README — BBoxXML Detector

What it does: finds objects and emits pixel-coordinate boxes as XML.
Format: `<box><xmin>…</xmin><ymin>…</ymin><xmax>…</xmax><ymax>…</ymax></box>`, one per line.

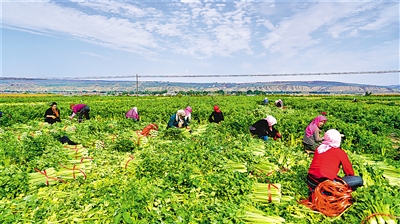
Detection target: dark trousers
<box><xmin>307</xmin><ymin>174</ymin><xmax>363</xmax><ymax>191</ymax></box>
<box><xmin>78</xmin><ymin>105</ymin><xmax>90</xmax><ymax>121</ymax></box>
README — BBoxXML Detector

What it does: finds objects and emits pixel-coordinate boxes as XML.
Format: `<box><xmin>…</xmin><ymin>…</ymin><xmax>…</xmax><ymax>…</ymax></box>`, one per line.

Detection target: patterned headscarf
<box><xmin>305</xmin><ymin>115</ymin><xmax>327</xmax><ymax>137</ymax></box>
<box><xmin>184</xmin><ymin>106</ymin><xmax>192</xmax><ymax>116</ymax></box>
<box><xmin>317</xmin><ymin>129</ymin><xmax>341</xmax><ymax>154</ymax></box>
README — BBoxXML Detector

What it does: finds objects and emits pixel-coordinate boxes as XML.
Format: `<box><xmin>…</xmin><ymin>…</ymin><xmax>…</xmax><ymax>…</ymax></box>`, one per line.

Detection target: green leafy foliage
<box><xmin>0</xmin><ymin>95</ymin><xmax>399</xmax><ymax>223</ymax></box>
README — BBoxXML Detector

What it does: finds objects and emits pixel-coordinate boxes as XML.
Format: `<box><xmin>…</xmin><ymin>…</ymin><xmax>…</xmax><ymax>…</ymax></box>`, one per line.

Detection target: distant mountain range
<box><xmin>0</xmin><ymin>78</ymin><xmax>399</xmax><ymax>94</ymax></box>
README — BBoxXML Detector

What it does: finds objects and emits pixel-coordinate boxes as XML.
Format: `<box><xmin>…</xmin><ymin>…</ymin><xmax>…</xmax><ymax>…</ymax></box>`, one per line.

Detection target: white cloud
<box><xmin>81</xmin><ymin>51</ymin><xmax>104</xmax><ymax>58</ymax></box>
<box><xmin>263</xmin><ymin>20</ymin><xmax>275</xmax><ymax>31</ymax></box>
<box><xmin>2</xmin><ymin>2</ymin><xmax>159</xmax><ymax>56</ymax></box>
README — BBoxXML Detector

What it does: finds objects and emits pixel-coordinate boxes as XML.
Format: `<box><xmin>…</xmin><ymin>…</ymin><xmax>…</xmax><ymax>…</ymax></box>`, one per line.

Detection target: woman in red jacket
<box><xmin>306</xmin><ymin>129</ymin><xmax>363</xmax><ymax>191</ymax></box>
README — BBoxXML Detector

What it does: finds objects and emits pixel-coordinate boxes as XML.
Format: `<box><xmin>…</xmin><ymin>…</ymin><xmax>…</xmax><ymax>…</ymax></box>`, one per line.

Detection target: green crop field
<box><xmin>0</xmin><ymin>95</ymin><xmax>399</xmax><ymax>223</ymax></box>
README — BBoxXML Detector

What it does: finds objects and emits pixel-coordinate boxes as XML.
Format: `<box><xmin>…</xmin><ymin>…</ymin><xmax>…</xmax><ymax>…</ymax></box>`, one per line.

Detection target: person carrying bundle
<box><xmin>249</xmin><ymin>115</ymin><xmax>281</xmax><ymax>141</ymax></box>
<box><xmin>126</xmin><ymin>107</ymin><xmax>140</xmax><ymax>121</ymax></box>
<box><xmin>167</xmin><ymin>110</ymin><xmax>189</xmax><ymax>129</ymax></box>
<box><xmin>303</xmin><ymin>115</ymin><xmax>327</xmax><ymax>154</ymax></box>
<box><xmin>208</xmin><ymin>105</ymin><xmax>224</xmax><ymax>124</ymax></box>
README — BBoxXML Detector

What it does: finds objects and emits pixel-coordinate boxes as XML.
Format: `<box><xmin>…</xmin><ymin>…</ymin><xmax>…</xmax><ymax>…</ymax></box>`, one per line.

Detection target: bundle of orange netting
<box><xmin>300</xmin><ymin>180</ymin><xmax>353</xmax><ymax>217</ymax></box>
<box><xmin>140</xmin><ymin>124</ymin><xmax>158</xmax><ymax>136</ymax></box>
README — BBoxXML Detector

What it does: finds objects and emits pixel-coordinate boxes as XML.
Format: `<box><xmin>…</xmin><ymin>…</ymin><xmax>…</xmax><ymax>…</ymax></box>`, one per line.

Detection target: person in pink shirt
<box><xmin>306</xmin><ymin>129</ymin><xmax>363</xmax><ymax>192</ymax></box>
<box><xmin>69</xmin><ymin>103</ymin><xmax>90</xmax><ymax>123</ymax></box>
<box><xmin>303</xmin><ymin>115</ymin><xmax>327</xmax><ymax>154</ymax></box>
<box><xmin>126</xmin><ymin>107</ymin><xmax>140</xmax><ymax>121</ymax></box>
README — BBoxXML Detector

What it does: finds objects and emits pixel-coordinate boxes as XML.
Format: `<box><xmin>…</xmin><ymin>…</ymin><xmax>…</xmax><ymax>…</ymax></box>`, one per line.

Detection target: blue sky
<box><xmin>1</xmin><ymin>0</ymin><xmax>399</xmax><ymax>86</ymax></box>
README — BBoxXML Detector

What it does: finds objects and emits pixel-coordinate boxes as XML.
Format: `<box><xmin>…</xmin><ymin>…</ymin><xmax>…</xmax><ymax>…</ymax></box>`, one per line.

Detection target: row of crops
<box><xmin>0</xmin><ymin>94</ymin><xmax>399</xmax><ymax>223</ymax></box>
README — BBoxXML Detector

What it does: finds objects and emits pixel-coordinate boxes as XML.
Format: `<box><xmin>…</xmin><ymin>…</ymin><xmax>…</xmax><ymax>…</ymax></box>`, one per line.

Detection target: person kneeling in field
<box><xmin>306</xmin><ymin>129</ymin><xmax>363</xmax><ymax>193</ymax></box>
<box><xmin>249</xmin><ymin>115</ymin><xmax>281</xmax><ymax>141</ymax></box>
<box><xmin>303</xmin><ymin>115</ymin><xmax>327</xmax><ymax>154</ymax></box>
<box><xmin>126</xmin><ymin>107</ymin><xmax>140</xmax><ymax>121</ymax></box>
<box><xmin>167</xmin><ymin>110</ymin><xmax>189</xmax><ymax>129</ymax></box>
<box><xmin>70</xmin><ymin>103</ymin><xmax>90</xmax><ymax>123</ymax></box>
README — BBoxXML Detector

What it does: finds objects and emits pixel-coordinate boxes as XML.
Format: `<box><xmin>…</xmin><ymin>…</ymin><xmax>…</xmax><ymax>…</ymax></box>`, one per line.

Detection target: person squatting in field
<box><xmin>70</xmin><ymin>103</ymin><xmax>90</xmax><ymax>123</ymax></box>
<box><xmin>184</xmin><ymin>106</ymin><xmax>192</xmax><ymax>123</ymax></box>
<box><xmin>167</xmin><ymin>110</ymin><xmax>189</xmax><ymax>129</ymax></box>
<box><xmin>306</xmin><ymin>129</ymin><xmax>363</xmax><ymax>193</ymax></box>
<box><xmin>44</xmin><ymin>102</ymin><xmax>61</xmax><ymax>124</ymax></box>
<box><xmin>126</xmin><ymin>107</ymin><xmax>140</xmax><ymax>121</ymax></box>
<box><xmin>208</xmin><ymin>105</ymin><xmax>224</xmax><ymax>124</ymax></box>
<box><xmin>303</xmin><ymin>115</ymin><xmax>327</xmax><ymax>154</ymax></box>
<box><xmin>249</xmin><ymin>115</ymin><xmax>282</xmax><ymax>141</ymax></box>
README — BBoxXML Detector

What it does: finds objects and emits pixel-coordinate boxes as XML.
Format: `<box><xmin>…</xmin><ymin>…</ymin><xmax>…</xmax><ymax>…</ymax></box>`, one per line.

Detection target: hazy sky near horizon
<box><xmin>1</xmin><ymin>0</ymin><xmax>399</xmax><ymax>86</ymax></box>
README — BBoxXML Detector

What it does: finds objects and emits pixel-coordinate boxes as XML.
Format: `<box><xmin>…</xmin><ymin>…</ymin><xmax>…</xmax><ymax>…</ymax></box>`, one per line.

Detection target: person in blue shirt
<box><xmin>167</xmin><ymin>110</ymin><xmax>189</xmax><ymax>129</ymax></box>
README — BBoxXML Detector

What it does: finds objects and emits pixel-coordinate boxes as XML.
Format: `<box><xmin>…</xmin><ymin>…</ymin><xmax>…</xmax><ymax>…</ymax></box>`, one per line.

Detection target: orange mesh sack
<box><xmin>300</xmin><ymin>180</ymin><xmax>353</xmax><ymax>217</ymax></box>
<box><xmin>140</xmin><ymin>124</ymin><xmax>158</xmax><ymax>136</ymax></box>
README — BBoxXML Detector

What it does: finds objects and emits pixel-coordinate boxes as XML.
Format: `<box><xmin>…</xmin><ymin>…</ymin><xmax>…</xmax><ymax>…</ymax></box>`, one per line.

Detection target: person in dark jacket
<box><xmin>275</xmin><ymin>99</ymin><xmax>283</xmax><ymax>108</ymax></box>
<box><xmin>167</xmin><ymin>110</ymin><xmax>189</xmax><ymax>129</ymax></box>
<box><xmin>44</xmin><ymin>102</ymin><xmax>61</xmax><ymax>124</ymax></box>
<box><xmin>70</xmin><ymin>103</ymin><xmax>90</xmax><ymax>123</ymax></box>
<box><xmin>209</xmin><ymin>105</ymin><xmax>224</xmax><ymax>124</ymax></box>
<box><xmin>249</xmin><ymin>115</ymin><xmax>281</xmax><ymax>141</ymax></box>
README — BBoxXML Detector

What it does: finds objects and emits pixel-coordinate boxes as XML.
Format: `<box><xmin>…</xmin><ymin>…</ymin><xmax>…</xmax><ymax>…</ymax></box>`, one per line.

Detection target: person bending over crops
<box><xmin>306</xmin><ymin>129</ymin><xmax>363</xmax><ymax>193</ymax></box>
<box><xmin>263</xmin><ymin>97</ymin><xmax>269</xmax><ymax>105</ymax></box>
<box><xmin>275</xmin><ymin>99</ymin><xmax>283</xmax><ymax>108</ymax></box>
<box><xmin>167</xmin><ymin>110</ymin><xmax>189</xmax><ymax>129</ymax></box>
<box><xmin>44</xmin><ymin>102</ymin><xmax>61</xmax><ymax>124</ymax></box>
<box><xmin>303</xmin><ymin>115</ymin><xmax>327</xmax><ymax>154</ymax></box>
<box><xmin>249</xmin><ymin>115</ymin><xmax>282</xmax><ymax>141</ymax></box>
<box><xmin>126</xmin><ymin>107</ymin><xmax>140</xmax><ymax>121</ymax></box>
<box><xmin>69</xmin><ymin>103</ymin><xmax>90</xmax><ymax>123</ymax></box>
<box><xmin>208</xmin><ymin>105</ymin><xmax>224</xmax><ymax>124</ymax></box>
<box><xmin>184</xmin><ymin>106</ymin><xmax>192</xmax><ymax>123</ymax></box>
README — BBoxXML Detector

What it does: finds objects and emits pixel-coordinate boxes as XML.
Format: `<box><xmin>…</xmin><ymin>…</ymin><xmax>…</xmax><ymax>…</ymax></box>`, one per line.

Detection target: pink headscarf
<box><xmin>317</xmin><ymin>129</ymin><xmax>341</xmax><ymax>154</ymax></box>
<box><xmin>184</xmin><ymin>106</ymin><xmax>192</xmax><ymax>116</ymax></box>
<box><xmin>265</xmin><ymin>115</ymin><xmax>277</xmax><ymax>126</ymax></box>
<box><xmin>126</xmin><ymin>107</ymin><xmax>139</xmax><ymax>119</ymax></box>
<box><xmin>305</xmin><ymin>115</ymin><xmax>327</xmax><ymax>137</ymax></box>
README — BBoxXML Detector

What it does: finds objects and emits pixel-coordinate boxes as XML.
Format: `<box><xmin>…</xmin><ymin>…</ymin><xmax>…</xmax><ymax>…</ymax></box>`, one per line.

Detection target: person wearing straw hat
<box><xmin>249</xmin><ymin>115</ymin><xmax>282</xmax><ymax>141</ymax></box>
<box><xmin>44</xmin><ymin>102</ymin><xmax>61</xmax><ymax>124</ymax></box>
<box><xmin>167</xmin><ymin>109</ymin><xmax>189</xmax><ymax>129</ymax></box>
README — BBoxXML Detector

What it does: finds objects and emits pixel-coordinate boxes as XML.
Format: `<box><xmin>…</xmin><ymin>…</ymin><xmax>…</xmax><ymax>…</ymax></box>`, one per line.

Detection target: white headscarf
<box><xmin>176</xmin><ymin>110</ymin><xmax>185</xmax><ymax>122</ymax></box>
<box><xmin>317</xmin><ymin>129</ymin><xmax>341</xmax><ymax>154</ymax></box>
<box><xmin>265</xmin><ymin>115</ymin><xmax>277</xmax><ymax>126</ymax></box>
